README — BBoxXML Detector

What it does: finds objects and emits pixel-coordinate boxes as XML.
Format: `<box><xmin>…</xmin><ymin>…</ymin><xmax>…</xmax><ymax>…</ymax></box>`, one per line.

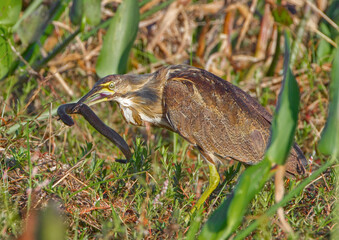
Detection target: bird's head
<box><xmin>77</xmin><ymin>75</ymin><xmax>121</xmax><ymax>106</ymax></box>
<box><xmin>77</xmin><ymin>74</ymin><xmax>151</xmax><ymax>106</ymax></box>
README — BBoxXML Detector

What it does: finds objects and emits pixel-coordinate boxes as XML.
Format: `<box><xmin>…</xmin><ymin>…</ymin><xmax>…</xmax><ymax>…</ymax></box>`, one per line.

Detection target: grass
<box><xmin>0</xmin><ymin>109</ymin><xmax>335</xmax><ymax>238</ymax></box>
<box><xmin>0</xmin><ymin>0</ymin><xmax>337</xmax><ymax>239</ymax></box>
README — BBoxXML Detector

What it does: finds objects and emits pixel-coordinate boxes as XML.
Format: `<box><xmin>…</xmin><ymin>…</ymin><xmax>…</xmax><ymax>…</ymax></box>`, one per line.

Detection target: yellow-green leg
<box><xmin>185</xmin><ymin>163</ymin><xmax>220</xmax><ymax>222</ymax></box>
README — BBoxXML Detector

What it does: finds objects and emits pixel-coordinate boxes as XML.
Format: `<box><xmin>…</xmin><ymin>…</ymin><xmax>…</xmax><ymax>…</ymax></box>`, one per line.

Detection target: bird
<box><xmin>76</xmin><ymin>64</ymin><xmax>308</xmax><ymax>212</ymax></box>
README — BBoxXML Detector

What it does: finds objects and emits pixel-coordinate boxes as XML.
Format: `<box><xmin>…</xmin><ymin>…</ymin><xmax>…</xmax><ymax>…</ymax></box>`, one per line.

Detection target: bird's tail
<box><xmin>285</xmin><ymin>143</ymin><xmax>308</xmax><ymax>177</ymax></box>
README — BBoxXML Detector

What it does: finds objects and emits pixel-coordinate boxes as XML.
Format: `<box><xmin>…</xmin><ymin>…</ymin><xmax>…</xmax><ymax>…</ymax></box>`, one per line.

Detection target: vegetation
<box><xmin>0</xmin><ymin>0</ymin><xmax>337</xmax><ymax>239</ymax></box>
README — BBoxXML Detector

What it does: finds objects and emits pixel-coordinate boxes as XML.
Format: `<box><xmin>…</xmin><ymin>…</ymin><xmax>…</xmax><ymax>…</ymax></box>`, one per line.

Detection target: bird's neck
<box><xmin>114</xmin><ymin>72</ymin><xmax>170</xmax><ymax>128</ymax></box>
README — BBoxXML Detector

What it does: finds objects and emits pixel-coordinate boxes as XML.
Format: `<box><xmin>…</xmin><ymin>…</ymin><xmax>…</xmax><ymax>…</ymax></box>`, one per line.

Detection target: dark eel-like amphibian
<box><xmin>57</xmin><ymin>103</ymin><xmax>132</xmax><ymax>163</ymax></box>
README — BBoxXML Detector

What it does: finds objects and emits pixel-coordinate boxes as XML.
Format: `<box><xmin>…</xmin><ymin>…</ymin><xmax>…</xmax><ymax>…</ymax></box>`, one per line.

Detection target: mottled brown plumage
<box><xmin>161</xmin><ymin>65</ymin><xmax>307</xmax><ymax>176</ymax></box>
<box><xmin>77</xmin><ymin>64</ymin><xmax>308</xmax><ymax>211</ymax></box>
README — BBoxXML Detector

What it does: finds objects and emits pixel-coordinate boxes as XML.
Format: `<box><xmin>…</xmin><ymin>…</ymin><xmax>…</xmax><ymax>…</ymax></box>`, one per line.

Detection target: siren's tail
<box><xmin>285</xmin><ymin>143</ymin><xmax>308</xmax><ymax>177</ymax></box>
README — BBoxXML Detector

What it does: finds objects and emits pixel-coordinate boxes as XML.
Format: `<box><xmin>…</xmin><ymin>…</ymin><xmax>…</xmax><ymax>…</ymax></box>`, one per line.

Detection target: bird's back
<box><xmin>162</xmin><ymin>65</ymin><xmax>307</xmax><ymax>176</ymax></box>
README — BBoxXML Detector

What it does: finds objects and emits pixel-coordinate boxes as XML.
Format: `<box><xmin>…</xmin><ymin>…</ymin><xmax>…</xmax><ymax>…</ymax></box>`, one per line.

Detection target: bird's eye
<box><xmin>108</xmin><ymin>82</ymin><xmax>115</xmax><ymax>90</ymax></box>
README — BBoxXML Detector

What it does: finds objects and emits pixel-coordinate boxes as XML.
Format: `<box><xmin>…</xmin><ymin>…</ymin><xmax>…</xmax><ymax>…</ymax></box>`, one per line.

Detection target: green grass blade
<box><xmin>186</xmin><ymin>207</ymin><xmax>204</xmax><ymax>240</ymax></box>
<box><xmin>84</xmin><ymin>0</ymin><xmax>101</xmax><ymax>26</ymax></box>
<box><xmin>95</xmin><ymin>0</ymin><xmax>139</xmax><ymax>77</ymax></box>
<box><xmin>198</xmin><ymin>161</ymin><xmax>271</xmax><ymax>240</ymax></box>
<box><xmin>69</xmin><ymin>0</ymin><xmax>84</xmax><ymax>26</ymax></box>
<box><xmin>318</xmin><ymin>47</ymin><xmax>339</xmax><ymax>157</ymax></box>
<box><xmin>140</xmin><ymin>0</ymin><xmax>175</xmax><ymax>20</ymax></box>
<box><xmin>0</xmin><ymin>28</ymin><xmax>14</xmax><ymax>79</ymax></box>
<box><xmin>198</xmin><ymin>34</ymin><xmax>300</xmax><ymax>239</ymax></box>
<box><xmin>266</xmin><ymin>35</ymin><xmax>300</xmax><ymax>165</ymax></box>
<box><xmin>233</xmin><ymin>159</ymin><xmax>335</xmax><ymax>240</ymax></box>
<box><xmin>16</xmin><ymin>1</ymin><xmax>61</xmax><ymax>45</ymax></box>
<box><xmin>80</xmin><ymin>18</ymin><xmax>110</xmax><ymax>41</ymax></box>
<box><xmin>12</xmin><ymin>0</ymin><xmax>43</xmax><ymax>32</ymax></box>
<box><xmin>32</xmin><ymin>27</ymin><xmax>80</xmax><ymax>70</ymax></box>
<box><xmin>37</xmin><ymin>204</ymin><xmax>66</xmax><ymax>240</ymax></box>
<box><xmin>0</xmin><ymin>0</ymin><xmax>22</xmax><ymax>26</ymax></box>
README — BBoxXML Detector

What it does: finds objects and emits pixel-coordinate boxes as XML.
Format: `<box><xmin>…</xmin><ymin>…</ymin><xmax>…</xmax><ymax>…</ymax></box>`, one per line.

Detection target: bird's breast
<box><xmin>139</xmin><ymin>112</ymin><xmax>162</xmax><ymax>125</ymax></box>
<box><xmin>120</xmin><ymin>107</ymin><xmax>140</xmax><ymax>125</ymax></box>
<box><xmin>120</xmin><ymin>106</ymin><xmax>166</xmax><ymax>128</ymax></box>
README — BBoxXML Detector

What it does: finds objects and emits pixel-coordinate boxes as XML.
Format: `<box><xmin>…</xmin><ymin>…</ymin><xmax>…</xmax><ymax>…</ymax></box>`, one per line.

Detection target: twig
<box><xmin>291</xmin><ymin>4</ymin><xmax>311</xmax><ymax>66</ymax></box>
<box><xmin>305</xmin><ymin>0</ymin><xmax>339</xmax><ymax>32</ymax></box>
<box><xmin>7</xmin><ymin>40</ymin><xmax>41</xmax><ymax>78</ymax></box>
<box><xmin>308</xmin><ymin>25</ymin><xmax>337</xmax><ymax>48</ymax></box>
<box><xmin>235</xmin><ymin>0</ymin><xmax>258</xmax><ymax>50</ymax></box>
<box><xmin>275</xmin><ymin>165</ymin><xmax>294</xmax><ymax>235</ymax></box>
<box><xmin>52</xmin><ymin>149</ymin><xmax>93</xmax><ymax>188</ymax></box>
<box><xmin>50</xmin><ymin>66</ymin><xmax>74</xmax><ymax>96</ymax></box>
<box><xmin>49</xmin><ymin>103</ymin><xmax>52</xmax><ymax>155</ymax></box>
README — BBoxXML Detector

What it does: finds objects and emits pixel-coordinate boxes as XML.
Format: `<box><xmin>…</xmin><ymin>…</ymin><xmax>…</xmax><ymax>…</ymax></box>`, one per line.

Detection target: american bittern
<box><xmin>61</xmin><ymin>65</ymin><xmax>307</xmax><ymax>212</ymax></box>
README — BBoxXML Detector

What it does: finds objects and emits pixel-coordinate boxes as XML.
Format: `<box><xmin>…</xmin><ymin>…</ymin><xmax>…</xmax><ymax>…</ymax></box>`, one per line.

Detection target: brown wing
<box><xmin>231</xmin><ymin>85</ymin><xmax>273</xmax><ymax>123</ymax></box>
<box><xmin>162</xmin><ymin>66</ymin><xmax>272</xmax><ymax>164</ymax></box>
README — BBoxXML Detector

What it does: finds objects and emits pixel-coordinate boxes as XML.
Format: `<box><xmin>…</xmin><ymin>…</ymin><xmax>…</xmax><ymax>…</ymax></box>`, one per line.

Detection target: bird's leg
<box><xmin>185</xmin><ymin>160</ymin><xmax>220</xmax><ymax>222</ymax></box>
<box><xmin>193</xmin><ymin>163</ymin><xmax>220</xmax><ymax>212</ymax></box>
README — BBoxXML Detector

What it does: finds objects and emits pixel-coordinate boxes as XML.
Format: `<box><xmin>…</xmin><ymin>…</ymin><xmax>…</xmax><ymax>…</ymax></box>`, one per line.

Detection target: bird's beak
<box><xmin>77</xmin><ymin>84</ymin><xmax>114</xmax><ymax>106</ymax></box>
